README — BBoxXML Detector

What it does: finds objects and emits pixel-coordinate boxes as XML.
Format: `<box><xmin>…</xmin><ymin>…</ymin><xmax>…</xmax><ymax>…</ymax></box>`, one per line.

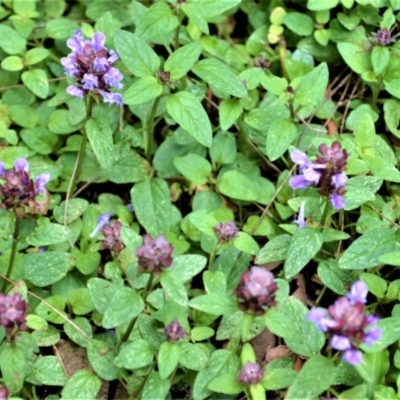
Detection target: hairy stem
<box><xmin>145</xmin><ymin>96</ymin><xmax>161</xmax><ymax>162</ymax></box>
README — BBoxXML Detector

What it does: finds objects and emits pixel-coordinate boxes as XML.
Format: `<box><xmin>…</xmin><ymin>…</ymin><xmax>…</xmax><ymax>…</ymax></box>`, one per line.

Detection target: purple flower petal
<box><xmin>293</xmin><ymin>201</ymin><xmax>307</xmax><ymax>228</ymax></box>
<box><xmin>347</xmin><ymin>281</ymin><xmax>368</xmax><ymax>304</ymax></box>
<box><xmin>303</xmin><ymin>166</ymin><xmax>321</xmax><ymax>184</ymax></box>
<box><xmin>91</xmin><ymin>32</ymin><xmax>106</xmax><ymax>52</ymax></box>
<box><xmin>93</xmin><ymin>57</ymin><xmax>109</xmax><ymax>72</ymax></box>
<box><xmin>90</xmin><ymin>213</ymin><xmax>111</xmax><ymax>238</ymax></box>
<box><xmin>82</xmin><ymin>73</ymin><xmax>99</xmax><ymax>91</ymax></box>
<box><xmin>331</xmin><ymin>172</ymin><xmax>348</xmax><ymax>188</ymax></box>
<box><xmin>307</xmin><ymin>308</ymin><xmax>333</xmax><ymax>332</ymax></box>
<box><xmin>103</xmin><ymin>67</ymin><xmax>123</xmax><ymax>89</ymax></box>
<box><xmin>98</xmin><ymin>90</ymin><xmax>123</xmax><ymax>107</ymax></box>
<box><xmin>363</xmin><ymin>327</ymin><xmax>382</xmax><ymax>346</ymax></box>
<box><xmin>35</xmin><ymin>173</ymin><xmax>50</xmax><ymax>194</ymax></box>
<box><xmin>330</xmin><ymin>192</ymin><xmax>345</xmax><ymax>210</ymax></box>
<box><xmin>290</xmin><ymin>175</ymin><xmax>311</xmax><ymax>189</ymax></box>
<box><xmin>342</xmin><ymin>349</ymin><xmax>363</xmax><ymax>365</ymax></box>
<box><xmin>0</xmin><ymin>162</ymin><xmax>5</xmax><ymax>177</ymax></box>
<box><xmin>66</xmin><ymin>30</ymin><xmax>85</xmax><ymax>54</ymax></box>
<box><xmin>67</xmin><ymin>85</ymin><xmax>84</xmax><ymax>99</ymax></box>
<box><xmin>290</xmin><ymin>150</ymin><xmax>309</xmax><ymax>165</ymax></box>
<box><xmin>14</xmin><ymin>158</ymin><xmax>29</xmax><ymax>173</ymax></box>
<box><xmin>330</xmin><ymin>334</ymin><xmax>351</xmax><ymax>351</ymax></box>
<box><xmin>108</xmin><ymin>50</ymin><xmax>119</xmax><ymax>63</ymax></box>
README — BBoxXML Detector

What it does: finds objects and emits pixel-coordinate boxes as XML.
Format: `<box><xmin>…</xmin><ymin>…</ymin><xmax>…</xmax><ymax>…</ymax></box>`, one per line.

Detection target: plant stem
<box><xmin>315</xmin><ymin>285</ymin><xmax>327</xmax><ymax>305</ymax></box>
<box><xmin>320</xmin><ymin>200</ymin><xmax>331</xmax><ymax>228</ymax></box>
<box><xmin>145</xmin><ymin>96</ymin><xmax>161</xmax><ymax>162</ymax></box>
<box><xmin>118</xmin><ymin>315</ymin><xmax>138</xmax><ymax>347</ymax></box>
<box><xmin>66</xmin><ymin>96</ymin><xmax>93</xmax><ymax>201</ymax></box>
<box><xmin>208</xmin><ymin>244</ymin><xmax>220</xmax><ymax>270</ymax></box>
<box><xmin>1</xmin><ymin>216</ymin><xmax>21</xmax><ymax>292</ymax></box>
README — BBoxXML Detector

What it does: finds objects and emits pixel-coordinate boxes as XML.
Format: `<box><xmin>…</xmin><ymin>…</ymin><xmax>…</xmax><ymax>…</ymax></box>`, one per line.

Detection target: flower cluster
<box><xmin>373</xmin><ymin>28</ymin><xmax>393</xmax><ymax>46</ymax></box>
<box><xmin>164</xmin><ymin>319</ymin><xmax>185</xmax><ymax>342</ymax></box>
<box><xmin>237</xmin><ymin>362</ymin><xmax>264</xmax><ymax>385</ymax></box>
<box><xmin>101</xmin><ymin>221</ymin><xmax>125</xmax><ymax>254</ymax></box>
<box><xmin>214</xmin><ymin>221</ymin><xmax>239</xmax><ymax>243</ymax></box>
<box><xmin>235</xmin><ymin>266</ymin><xmax>278</xmax><ymax>315</ymax></box>
<box><xmin>135</xmin><ymin>234</ymin><xmax>174</xmax><ymax>274</ymax></box>
<box><xmin>61</xmin><ymin>30</ymin><xmax>123</xmax><ymax>106</ymax></box>
<box><xmin>290</xmin><ymin>141</ymin><xmax>349</xmax><ymax>209</ymax></box>
<box><xmin>0</xmin><ymin>293</ymin><xmax>28</xmax><ymax>332</ymax></box>
<box><xmin>307</xmin><ymin>281</ymin><xmax>382</xmax><ymax>365</ymax></box>
<box><xmin>0</xmin><ymin>158</ymin><xmax>50</xmax><ymax>216</ymax></box>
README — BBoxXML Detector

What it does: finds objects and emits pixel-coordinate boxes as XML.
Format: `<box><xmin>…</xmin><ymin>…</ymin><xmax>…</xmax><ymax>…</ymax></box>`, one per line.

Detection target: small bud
<box><xmin>375</xmin><ymin>28</ymin><xmax>392</xmax><ymax>46</ymax></box>
<box><xmin>237</xmin><ymin>362</ymin><xmax>264</xmax><ymax>385</ymax></box>
<box><xmin>101</xmin><ymin>220</ymin><xmax>125</xmax><ymax>254</ymax></box>
<box><xmin>164</xmin><ymin>319</ymin><xmax>185</xmax><ymax>342</ymax></box>
<box><xmin>214</xmin><ymin>221</ymin><xmax>239</xmax><ymax>243</ymax></box>
<box><xmin>135</xmin><ymin>234</ymin><xmax>174</xmax><ymax>274</ymax></box>
<box><xmin>158</xmin><ymin>70</ymin><xmax>171</xmax><ymax>83</ymax></box>
<box><xmin>0</xmin><ymin>385</ymin><xmax>9</xmax><ymax>400</ymax></box>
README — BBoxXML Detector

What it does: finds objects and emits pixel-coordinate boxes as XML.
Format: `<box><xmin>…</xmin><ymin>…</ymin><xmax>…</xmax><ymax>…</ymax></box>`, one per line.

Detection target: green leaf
<box><xmin>131</xmin><ymin>178</ymin><xmax>172</xmax><ymax>237</ymax></box>
<box><xmin>307</xmin><ymin>0</ymin><xmax>339</xmax><ymax>10</ymax></box>
<box><xmin>337</xmin><ymin>42</ymin><xmax>372</xmax><ymax>74</ymax></box>
<box><xmin>26</xmin><ymin>219</ymin><xmax>72</xmax><ymax>246</ymax></box>
<box><xmin>87</xmin><ymin>278</ymin><xmax>119</xmax><ymax>314</ymax></box>
<box><xmin>24</xmin><ymin>48</ymin><xmax>50</xmax><ymax>65</ymax></box>
<box><xmin>265</xmin><ymin>297</ymin><xmax>325</xmax><ymax>357</ymax></box>
<box><xmin>371</xmin><ymin>46</ymin><xmax>390</xmax><ymax>76</ymax></box>
<box><xmin>166</xmin><ymin>91</ymin><xmax>212</xmax><ymax>147</ymax></box>
<box><xmin>8</xmin><ymin>105</ymin><xmax>38</xmax><ymax>128</ymax></box>
<box><xmin>0</xmin><ymin>24</ymin><xmax>26</xmax><ymax>54</ymax></box>
<box><xmin>46</xmin><ymin>18</ymin><xmax>79</xmax><ymax>40</ymax></box>
<box><xmin>294</xmin><ymin>63</ymin><xmax>329</xmax><ymax>108</ymax></box>
<box><xmin>87</xmin><ymin>340</ymin><xmax>120</xmax><ymax>380</ymax></box>
<box><xmin>286</xmin><ymin>356</ymin><xmax>335</xmax><ymax>399</ymax></box>
<box><xmin>385</xmin><ymin>79</ymin><xmax>400</xmax><ymax>99</ymax></box>
<box><xmin>218</xmin><ymin>99</ymin><xmax>243</xmax><ymax>131</ymax></box>
<box><xmin>1</xmin><ymin>56</ymin><xmax>24</xmax><ymax>71</ymax></box>
<box><xmin>21</xmin><ymin>69</ymin><xmax>49</xmax><ymax>99</ymax></box>
<box><xmin>360</xmin><ymin>273</ymin><xmax>387</xmax><ymax>298</ymax></box>
<box><xmin>344</xmin><ymin>176</ymin><xmax>382</xmax><ymax>210</ymax></box>
<box><xmin>338</xmin><ymin>228</ymin><xmax>399</xmax><ymax>270</ymax></box>
<box><xmin>53</xmin><ymin>198</ymin><xmax>89</xmax><ymax>224</ymax></box>
<box><xmin>20</xmin><ymin>127</ymin><xmax>58</xmax><ymax>155</ymax></box>
<box><xmin>48</xmin><ymin>109</ymin><xmax>82</xmax><ymax>134</ymax></box>
<box><xmin>174</xmin><ymin>153</ymin><xmax>212</xmax><ymax>184</ymax></box>
<box><xmin>165</xmin><ymin>41</ymin><xmax>203</xmax><ymax>80</ymax></box>
<box><xmin>113</xmin><ymin>30</ymin><xmax>160</xmax><ymax>77</ymax></box>
<box><xmin>260</xmin><ymin>71</ymin><xmax>288</xmax><ymax>95</ymax></box>
<box><xmin>262</xmin><ymin>367</ymin><xmax>297</xmax><ymax>390</ymax></box>
<box><xmin>123</xmin><ymin>76</ymin><xmax>163</xmax><ymax>105</ymax></box>
<box><xmin>191</xmin><ymin>326</ymin><xmax>215</xmax><ymax>341</ymax></box>
<box><xmin>208</xmin><ymin>374</ymin><xmax>244</xmax><ymax>394</ymax></box>
<box><xmin>283</xmin><ymin>13</ymin><xmax>314</xmax><ymax>36</ymax></box>
<box><xmin>192</xmin><ymin>59</ymin><xmax>247</xmax><ymax>98</ymax></box>
<box><xmin>114</xmin><ymin>339</ymin><xmax>154</xmax><ymax>369</ymax></box>
<box><xmin>179</xmin><ymin>342</ymin><xmax>209</xmax><ymax>371</ymax></box>
<box><xmin>187</xmin><ymin>211</ymin><xmax>218</xmax><ymax>236</ymax></box>
<box><xmin>61</xmin><ymin>370</ymin><xmax>101</xmax><ymax>400</ymax></box>
<box><xmin>380</xmin><ymin>250</ymin><xmax>400</xmax><ymax>267</ymax></box>
<box><xmin>189</xmin><ymin>294</ymin><xmax>238</xmax><ymax>315</ymax></box>
<box><xmin>158</xmin><ymin>342</ymin><xmax>180</xmax><ymax>379</ymax></box>
<box><xmin>232</xmin><ymin>232</ymin><xmax>260</xmax><ymax>255</ymax></box>
<box><xmin>317</xmin><ymin>260</ymin><xmax>348</xmax><ymax>295</ymax></box>
<box><xmin>160</xmin><ymin>270</ymin><xmax>188</xmax><ymax>306</ymax></box>
<box><xmin>191</xmin><ymin>0</ymin><xmax>241</xmax><ymax>17</ymax></box>
<box><xmin>35</xmin><ymin>295</ymin><xmax>66</xmax><ymax>324</ymax></box>
<box><xmin>284</xmin><ymin>228</ymin><xmax>323</xmax><ymax>279</ymax></box>
<box><xmin>384</xmin><ymin>99</ymin><xmax>400</xmax><ymax>138</ymax></box>
<box><xmin>355</xmin><ymin>113</ymin><xmax>376</xmax><ymax>147</ymax></box>
<box><xmin>69</xmin><ymin>288</ymin><xmax>94</xmax><ymax>315</ymax></box>
<box><xmin>182</xmin><ymin>3</ymin><xmax>209</xmax><ymax>35</ymax></box>
<box><xmin>169</xmin><ymin>254</ymin><xmax>207</xmax><ymax>283</ymax></box>
<box><xmin>142</xmin><ymin>372</ymin><xmax>171</xmax><ymax>400</ymax></box>
<box><xmin>103</xmin><ymin>286</ymin><xmax>144</xmax><ymax>328</ymax></box>
<box><xmin>256</xmin><ymin>234</ymin><xmax>292</xmax><ymax>264</ymax></box>
<box><xmin>33</xmin><ymin>356</ymin><xmax>68</xmax><ymax>386</ymax></box>
<box><xmin>85</xmin><ymin>116</ymin><xmax>113</xmax><ymax>169</ymax></box>
<box><xmin>64</xmin><ymin>317</ymin><xmax>92</xmax><ymax>348</ymax></box>
<box><xmin>105</xmin><ymin>151</ymin><xmax>149</xmax><ymax>183</ymax></box>
<box><xmin>24</xmin><ymin>252</ymin><xmax>74</xmax><ymax>287</ymax></box>
<box><xmin>210</xmin><ymin>130</ymin><xmax>237</xmax><ymax>166</ymax></box>
<box><xmin>362</xmin><ymin>154</ymin><xmax>400</xmax><ymax>182</ymax></box>
<box><xmin>0</xmin><ymin>346</ymin><xmax>26</xmax><ymax>393</ymax></box>
<box><xmin>135</xmin><ymin>2</ymin><xmax>179</xmax><ymax>42</ymax></box>
<box><xmin>266</xmin><ymin>118</ymin><xmax>297</xmax><ymax>161</ymax></box>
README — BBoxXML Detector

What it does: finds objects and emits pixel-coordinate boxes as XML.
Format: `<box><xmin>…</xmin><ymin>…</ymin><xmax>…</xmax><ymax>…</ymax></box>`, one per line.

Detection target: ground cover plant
<box><xmin>2</xmin><ymin>0</ymin><xmax>400</xmax><ymax>399</ymax></box>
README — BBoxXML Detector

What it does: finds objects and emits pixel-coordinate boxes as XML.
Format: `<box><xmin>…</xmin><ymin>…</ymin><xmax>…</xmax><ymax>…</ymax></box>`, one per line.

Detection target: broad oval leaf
<box><xmin>123</xmin><ymin>76</ymin><xmax>163</xmax><ymax>105</ymax></box>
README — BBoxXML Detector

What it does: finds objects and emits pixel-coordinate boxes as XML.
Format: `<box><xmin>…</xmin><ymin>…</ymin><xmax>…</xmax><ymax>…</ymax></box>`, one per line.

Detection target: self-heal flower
<box><xmin>0</xmin><ymin>159</ymin><xmax>50</xmax><ymax>216</ymax></box>
<box><xmin>214</xmin><ymin>221</ymin><xmax>239</xmax><ymax>243</ymax></box>
<box><xmin>237</xmin><ymin>362</ymin><xmax>264</xmax><ymax>385</ymax></box>
<box><xmin>235</xmin><ymin>266</ymin><xmax>278</xmax><ymax>315</ymax></box>
<box><xmin>293</xmin><ymin>201</ymin><xmax>307</xmax><ymax>228</ymax></box>
<box><xmin>135</xmin><ymin>234</ymin><xmax>174</xmax><ymax>274</ymax></box>
<box><xmin>290</xmin><ymin>142</ymin><xmax>349</xmax><ymax>210</ymax></box>
<box><xmin>0</xmin><ymin>293</ymin><xmax>28</xmax><ymax>332</ymax></box>
<box><xmin>62</xmin><ymin>30</ymin><xmax>123</xmax><ymax>106</ymax></box>
<box><xmin>164</xmin><ymin>319</ymin><xmax>185</xmax><ymax>342</ymax></box>
<box><xmin>101</xmin><ymin>220</ymin><xmax>125</xmax><ymax>254</ymax></box>
<box><xmin>90</xmin><ymin>213</ymin><xmax>111</xmax><ymax>238</ymax></box>
<box><xmin>306</xmin><ymin>281</ymin><xmax>381</xmax><ymax>365</ymax></box>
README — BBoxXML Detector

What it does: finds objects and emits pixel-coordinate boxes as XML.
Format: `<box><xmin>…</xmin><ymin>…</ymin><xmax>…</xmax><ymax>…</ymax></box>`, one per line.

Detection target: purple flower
<box><xmin>214</xmin><ymin>221</ymin><xmax>239</xmax><ymax>243</ymax></box>
<box><xmin>0</xmin><ymin>293</ymin><xmax>28</xmax><ymax>331</ymax></box>
<box><xmin>237</xmin><ymin>362</ymin><xmax>264</xmax><ymax>385</ymax></box>
<box><xmin>90</xmin><ymin>213</ymin><xmax>111</xmax><ymax>238</ymax></box>
<box><xmin>101</xmin><ymin>220</ymin><xmax>125</xmax><ymax>254</ymax></box>
<box><xmin>98</xmin><ymin>90</ymin><xmax>123</xmax><ymax>107</ymax></box>
<box><xmin>62</xmin><ymin>30</ymin><xmax>123</xmax><ymax>106</ymax></box>
<box><xmin>235</xmin><ymin>266</ymin><xmax>278</xmax><ymax>315</ymax></box>
<box><xmin>293</xmin><ymin>201</ymin><xmax>306</xmax><ymax>228</ymax></box>
<box><xmin>347</xmin><ymin>280</ymin><xmax>368</xmax><ymax>304</ymax></box>
<box><xmin>67</xmin><ymin>85</ymin><xmax>84</xmax><ymax>99</ymax></box>
<box><xmin>14</xmin><ymin>158</ymin><xmax>29</xmax><ymax>173</ymax></box>
<box><xmin>307</xmin><ymin>281</ymin><xmax>381</xmax><ymax>365</ymax></box>
<box><xmin>135</xmin><ymin>234</ymin><xmax>174</xmax><ymax>274</ymax></box>
<box><xmin>290</xmin><ymin>142</ymin><xmax>349</xmax><ymax>210</ymax></box>
<box><xmin>374</xmin><ymin>29</ymin><xmax>392</xmax><ymax>46</ymax></box>
<box><xmin>164</xmin><ymin>319</ymin><xmax>185</xmax><ymax>342</ymax></box>
<box><xmin>35</xmin><ymin>173</ymin><xmax>50</xmax><ymax>195</ymax></box>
